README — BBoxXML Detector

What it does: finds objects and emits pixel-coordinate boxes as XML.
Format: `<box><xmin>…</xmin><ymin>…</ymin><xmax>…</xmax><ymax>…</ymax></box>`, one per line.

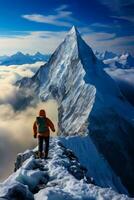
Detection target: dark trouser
<box><xmin>38</xmin><ymin>136</ymin><xmax>49</xmax><ymax>155</ymax></box>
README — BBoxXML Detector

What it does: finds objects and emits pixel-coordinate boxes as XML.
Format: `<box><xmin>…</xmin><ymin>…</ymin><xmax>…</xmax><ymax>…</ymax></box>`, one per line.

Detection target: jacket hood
<box><xmin>39</xmin><ymin>109</ymin><xmax>46</xmax><ymax>117</ymax></box>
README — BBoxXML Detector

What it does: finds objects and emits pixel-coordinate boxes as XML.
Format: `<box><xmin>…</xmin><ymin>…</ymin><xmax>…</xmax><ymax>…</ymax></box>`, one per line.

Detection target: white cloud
<box><xmin>0</xmin><ymin>62</ymin><xmax>58</xmax><ymax>181</ymax></box>
<box><xmin>22</xmin><ymin>5</ymin><xmax>75</xmax><ymax>27</ymax></box>
<box><xmin>111</xmin><ymin>15</ymin><xmax>134</xmax><ymax>23</ymax></box>
<box><xmin>93</xmin><ymin>32</ymin><xmax>116</xmax><ymax>40</ymax></box>
<box><xmin>105</xmin><ymin>68</ymin><xmax>134</xmax><ymax>106</ymax></box>
<box><xmin>105</xmin><ymin>68</ymin><xmax>134</xmax><ymax>85</ymax></box>
<box><xmin>55</xmin><ymin>4</ymin><xmax>69</xmax><ymax>12</ymax></box>
<box><xmin>0</xmin><ymin>26</ymin><xmax>133</xmax><ymax>57</ymax></box>
<box><xmin>0</xmin><ymin>31</ymin><xmax>66</xmax><ymax>55</ymax></box>
<box><xmin>90</xmin><ymin>23</ymin><xmax>120</xmax><ymax>29</ymax></box>
<box><xmin>98</xmin><ymin>0</ymin><xmax>121</xmax><ymax>11</ymax></box>
<box><xmin>98</xmin><ymin>0</ymin><xmax>134</xmax><ymax>12</ymax></box>
<box><xmin>83</xmin><ymin>32</ymin><xmax>134</xmax><ymax>55</ymax></box>
<box><xmin>91</xmin><ymin>23</ymin><xmax>111</xmax><ymax>28</ymax></box>
<box><xmin>0</xmin><ymin>62</ymin><xmax>43</xmax><ymax>83</ymax></box>
<box><xmin>0</xmin><ymin>62</ymin><xmax>43</xmax><ymax>105</ymax></box>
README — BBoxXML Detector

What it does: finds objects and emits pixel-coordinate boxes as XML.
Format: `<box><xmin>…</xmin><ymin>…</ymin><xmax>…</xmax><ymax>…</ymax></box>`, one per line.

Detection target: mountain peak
<box><xmin>67</xmin><ymin>26</ymin><xmax>80</xmax><ymax>38</ymax></box>
<box><xmin>15</xmin><ymin>51</ymin><xmax>24</xmax><ymax>56</ymax></box>
<box><xmin>69</xmin><ymin>25</ymin><xmax>78</xmax><ymax>33</ymax></box>
<box><xmin>35</xmin><ymin>51</ymin><xmax>42</xmax><ymax>56</ymax></box>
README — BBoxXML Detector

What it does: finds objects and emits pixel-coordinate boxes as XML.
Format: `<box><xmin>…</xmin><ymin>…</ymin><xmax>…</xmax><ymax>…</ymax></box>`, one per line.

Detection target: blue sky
<box><xmin>0</xmin><ymin>0</ymin><xmax>133</xmax><ymax>55</ymax></box>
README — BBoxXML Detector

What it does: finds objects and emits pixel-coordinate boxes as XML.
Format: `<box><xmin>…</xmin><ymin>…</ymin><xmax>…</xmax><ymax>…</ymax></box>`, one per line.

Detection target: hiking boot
<box><xmin>44</xmin><ymin>152</ymin><xmax>48</xmax><ymax>159</ymax></box>
<box><xmin>38</xmin><ymin>152</ymin><xmax>43</xmax><ymax>159</ymax></box>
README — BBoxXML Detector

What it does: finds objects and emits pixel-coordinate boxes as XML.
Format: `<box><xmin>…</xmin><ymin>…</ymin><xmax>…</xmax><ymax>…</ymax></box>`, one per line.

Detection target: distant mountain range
<box><xmin>0</xmin><ymin>50</ymin><xmax>133</xmax><ymax>69</ymax></box>
<box><xmin>0</xmin><ymin>52</ymin><xmax>50</xmax><ymax>65</ymax></box>
<box><xmin>95</xmin><ymin>51</ymin><xmax>134</xmax><ymax>69</ymax></box>
<box><xmin>95</xmin><ymin>51</ymin><xmax>134</xmax><ymax>106</ymax></box>
<box><xmin>95</xmin><ymin>51</ymin><xmax>117</xmax><ymax>60</ymax></box>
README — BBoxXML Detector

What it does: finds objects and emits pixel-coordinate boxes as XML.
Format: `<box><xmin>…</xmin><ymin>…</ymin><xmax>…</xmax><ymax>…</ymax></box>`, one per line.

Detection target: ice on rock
<box><xmin>15</xmin><ymin>149</ymin><xmax>34</xmax><ymax>171</ymax></box>
<box><xmin>0</xmin><ymin>156</ymin><xmax>49</xmax><ymax>199</ymax></box>
<box><xmin>0</xmin><ymin>181</ymin><xmax>34</xmax><ymax>200</ymax></box>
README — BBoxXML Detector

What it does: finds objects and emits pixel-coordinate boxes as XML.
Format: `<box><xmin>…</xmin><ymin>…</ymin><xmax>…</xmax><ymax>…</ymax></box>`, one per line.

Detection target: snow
<box><xmin>103</xmin><ymin>53</ymin><xmax>134</xmax><ymax>69</ymax></box>
<box><xmin>0</xmin><ymin>137</ymin><xmax>132</xmax><ymax>200</ymax></box>
<box><xmin>0</xmin><ymin>180</ymin><xmax>33</xmax><ymax>200</ymax></box>
<box><xmin>0</xmin><ymin>155</ymin><xmax>49</xmax><ymax>199</ymax></box>
<box><xmin>18</xmin><ymin>26</ymin><xmax>131</xmax><ymax>136</ymax></box>
<box><xmin>17</xmin><ymin>26</ymin><xmax>134</xmax><ymax>195</ymax></box>
<box><xmin>119</xmin><ymin>53</ymin><xmax>134</xmax><ymax>68</ymax></box>
<box><xmin>98</xmin><ymin>52</ymin><xmax>134</xmax><ymax>105</ymax></box>
<box><xmin>60</xmin><ymin>135</ymin><xmax>127</xmax><ymax>194</ymax></box>
<box><xmin>35</xmin><ymin>182</ymin><xmax>129</xmax><ymax>200</ymax></box>
<box><xmin>3</xmin><ymin>156</ymin><xmax>49</xmax><ymax>191</ymax></box>
<box><xmin>95</xmin><ymin>51</ymin><xmax>117</xmax><ymax>60</ymax></box>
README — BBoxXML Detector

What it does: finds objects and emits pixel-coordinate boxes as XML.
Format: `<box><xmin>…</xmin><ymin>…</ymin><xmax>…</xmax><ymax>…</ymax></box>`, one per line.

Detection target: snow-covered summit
<box><xmin>17</xmin><ymin>26</ymin><xmax>134</xmax><ymax>195</ymax></box>
<box><xmin>67</xmin><ymin>25</ymin><xmax>79</xmax><ymax>35</ymax></box>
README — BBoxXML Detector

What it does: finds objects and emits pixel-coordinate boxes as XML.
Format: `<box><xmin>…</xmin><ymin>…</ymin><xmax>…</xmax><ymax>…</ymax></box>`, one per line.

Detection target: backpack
<box><xmin>36</xmin><ymin>117</ymin><xmax>48</xmax><ymax>133</ymax></box>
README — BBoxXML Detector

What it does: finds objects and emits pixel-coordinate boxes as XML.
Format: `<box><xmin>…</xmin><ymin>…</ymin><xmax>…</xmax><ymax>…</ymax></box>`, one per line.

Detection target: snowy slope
<box><xmin>17</xmin><ymin>26</ymin><xmax>134</xmax><ymax>195</ymax></box>
<box><xmin>60</xmin><ymin>136</ymin><xmax>127</xmax><ymax>194</ymax></box>
<box><xmin>0</xmin><ymin>137</ymin><xmax>131</xmax><ymax>200</ymax></box>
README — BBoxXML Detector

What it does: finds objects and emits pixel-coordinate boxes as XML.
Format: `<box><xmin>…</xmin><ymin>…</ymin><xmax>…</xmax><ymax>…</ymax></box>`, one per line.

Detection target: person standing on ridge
<box><xmin>33</xmin><ymin>109</ymin><xmax>55</xmax><ymax>159</ymax></box>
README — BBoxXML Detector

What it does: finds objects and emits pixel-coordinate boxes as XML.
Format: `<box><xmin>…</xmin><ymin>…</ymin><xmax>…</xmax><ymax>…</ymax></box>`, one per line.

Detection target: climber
<box><xmin>33</xmin><ymin>109</ymin><xmax>55</xmax><ymax>159</ymax></box>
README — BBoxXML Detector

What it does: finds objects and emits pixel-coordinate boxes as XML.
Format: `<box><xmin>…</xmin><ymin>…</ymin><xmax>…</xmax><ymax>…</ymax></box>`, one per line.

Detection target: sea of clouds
<box><xmin>1</xmin><ymin>60</ymin><xmax>134</xmax><ymax>181</ymax></box>
<box><xmin>105</xmin><ymin>68</ymin><xmax>134</xmax><ymax>106</ymax></box>
<box><xmin>0</xmin><ymin>62</ymin><xmax>58</xmax><ymax>181</ymax></box>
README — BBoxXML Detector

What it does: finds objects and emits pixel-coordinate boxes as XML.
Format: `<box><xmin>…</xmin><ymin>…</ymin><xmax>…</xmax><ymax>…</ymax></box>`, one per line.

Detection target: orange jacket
<box><xmin>33</xmin><ymin>109</ymin><xmax>55</xmax><ymax>137</ymax></box>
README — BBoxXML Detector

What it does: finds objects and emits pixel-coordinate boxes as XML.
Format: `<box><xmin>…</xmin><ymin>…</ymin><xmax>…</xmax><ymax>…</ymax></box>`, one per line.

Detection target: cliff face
<box><xmin>0</xmin><ymin>137</ymin><xmax>130</xmax><ymax>200</ymax></box>
<box><xmin>17</xmin><ymin>26</ymin><xmax>134</xmax><ymax>195</ymax></box>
